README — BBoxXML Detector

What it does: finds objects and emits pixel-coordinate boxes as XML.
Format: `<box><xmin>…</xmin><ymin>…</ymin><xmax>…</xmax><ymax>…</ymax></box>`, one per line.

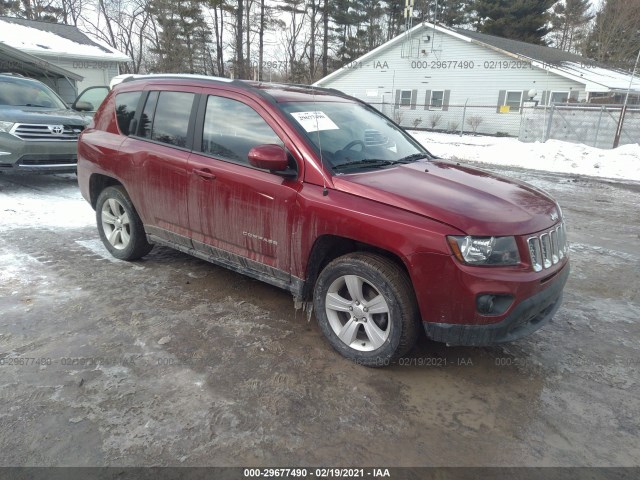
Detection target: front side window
<box><xmin>505</xmin><ymin>91</ymin><xmax>523</xmax><ymax>113</ymax></box>
<box><xmin>281</xmin><ymin>101</ymin><xmax>428</xmax><ymax>173</ymax></box>
<box><xmin>430</xmin><ymin>91</ymin><xmax>444</xmax><ymax>110</ymax></box>
<box><xmin>150</xmin><ymin>91</ymin><xmax>195</xmax><ymax>147</ymax></box>
<box><xmin>115</xmin><ymin>91</ymin><xmax>142</xmax><ymax>136</ymax></box>
<box><xmin>74</xmin><ymin>86</ymin><xmax>109</xmax><ymax>112</ymax></box>
<box><xmin>200</xmin><ymin>95</ymin><xmax>283</xmax><ymax>164</ymax></box>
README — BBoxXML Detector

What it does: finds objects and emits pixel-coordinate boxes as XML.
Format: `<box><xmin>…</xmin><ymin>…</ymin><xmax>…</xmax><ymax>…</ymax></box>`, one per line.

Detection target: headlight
<box><xmin>447</xmin><ymin>236</ymin><xmax>520</xmax><ymax>266</ymax></box>
<box><xmin>0</xmin><ymin>121</ymin><xmax>15</xmax><ymax>133</ymax></box>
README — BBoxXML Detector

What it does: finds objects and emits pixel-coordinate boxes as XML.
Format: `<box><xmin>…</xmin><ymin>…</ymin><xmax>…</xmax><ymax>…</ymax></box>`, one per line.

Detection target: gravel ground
<box><xmin>0</xmin><ymin>168</ymin><xmax>638</xmax><ymax>467</ymax></box>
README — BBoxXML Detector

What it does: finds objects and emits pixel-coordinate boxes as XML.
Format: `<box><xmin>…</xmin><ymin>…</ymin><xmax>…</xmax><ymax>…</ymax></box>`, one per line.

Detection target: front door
<box><xmin>187</xmin><ymin>92</ymin><xmax>300</xmax><ymax>283</ymax></box>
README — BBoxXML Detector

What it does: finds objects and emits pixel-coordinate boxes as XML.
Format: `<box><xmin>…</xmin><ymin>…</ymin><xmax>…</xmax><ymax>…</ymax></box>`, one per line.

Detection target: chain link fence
<box><xmin>520</xmin><ymin>104</ymin><xmax>640</xmax><ymax>149</ymax></box>
<box><xmin>369</xmin><ymin>101</ymin><xmax>639</xmax><ymax>149</ymax></box>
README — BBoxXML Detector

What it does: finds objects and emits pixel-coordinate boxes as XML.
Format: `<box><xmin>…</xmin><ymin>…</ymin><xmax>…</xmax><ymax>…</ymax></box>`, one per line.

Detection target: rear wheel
<box><xmin>313</xmin><ymin>252</ymin><xmax>420</xmax><ymax>367</ymax></box>
<box><xmin>96</xmin><ymin>185</ymin><xmax>152</xmax><ymax>260</ymax></box>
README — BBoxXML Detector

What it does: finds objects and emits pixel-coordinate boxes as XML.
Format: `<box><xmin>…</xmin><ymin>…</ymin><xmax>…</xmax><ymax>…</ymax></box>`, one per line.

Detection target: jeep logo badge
<box><xmin>49</xmin><ymin>125</ymin><xmax>64</xmax><ymax>135</ymax></box>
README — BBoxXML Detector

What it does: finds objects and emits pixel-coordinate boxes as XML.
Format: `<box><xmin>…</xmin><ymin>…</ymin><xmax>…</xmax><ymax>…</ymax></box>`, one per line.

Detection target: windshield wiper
<box><xmin>333</xmin><ymin>159</ymin><xmax>398</xmax><ymax>171</ymax></box>
<box><xmin>396</xmin><ymin>153</ymin><xmax>431</xmax><ymax>163</ymax></box>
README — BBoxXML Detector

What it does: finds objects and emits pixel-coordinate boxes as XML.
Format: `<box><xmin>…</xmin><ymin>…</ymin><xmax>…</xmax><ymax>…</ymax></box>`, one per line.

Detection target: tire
<box><xmin>313</xmin><ymin>252</ymin><xmax>420</xmax><ymax>367</ymax></box>
<box><xmin>96</xmin><ymin>185</ymin><xmax>153</xmax><ymax>260</ymax></box>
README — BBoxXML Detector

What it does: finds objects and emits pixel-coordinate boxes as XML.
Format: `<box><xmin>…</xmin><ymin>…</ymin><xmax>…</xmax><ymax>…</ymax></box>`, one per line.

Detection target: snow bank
<box><xmin>408</xmin><ymin>131</ymin><xmax>640</xmax><ymax>182</ymax></box>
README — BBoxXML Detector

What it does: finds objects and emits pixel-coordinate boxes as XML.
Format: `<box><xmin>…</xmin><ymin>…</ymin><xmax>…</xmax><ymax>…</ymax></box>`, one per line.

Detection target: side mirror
<box><xmin>73</xmin><ymin>101</ymin><xmax>94</xmax><ymax>112</ymax></box>
<box><xmin>248</xmin><ymin>144</ymin><xmax>290</xmax><ymax>172</ymax></box>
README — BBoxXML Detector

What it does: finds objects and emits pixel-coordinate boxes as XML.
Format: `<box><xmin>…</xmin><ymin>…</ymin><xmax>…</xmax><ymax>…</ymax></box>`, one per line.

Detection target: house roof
<box><xmin>0</xmin><ymin>42</ymin><xmax>82</xmax><ymax>80</ymax></box>
<box><xmin>0</xmin><ymin>16</ymin><xmax>130</xmax><ymax>62</ymax></box>
<box><xmin>315</xmin><ymin>22</ymin><xmax>640</xmax><ymax>94</ymax></box>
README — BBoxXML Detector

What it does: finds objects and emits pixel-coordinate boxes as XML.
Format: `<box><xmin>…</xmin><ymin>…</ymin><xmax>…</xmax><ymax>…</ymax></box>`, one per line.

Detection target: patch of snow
<box><xmin>0</xmin><ymin>175</ymin><xmax>93</xmax><ymax>232</ymax></box>
<box><xmin>0</xmin><ymin>19</ymin><xmax>130</xmax><ymax>61</ymax></box>
<box><xmin>408</xmin><ymin>131</ymin><xmax>640</xmax><ymax>182</ymax></box>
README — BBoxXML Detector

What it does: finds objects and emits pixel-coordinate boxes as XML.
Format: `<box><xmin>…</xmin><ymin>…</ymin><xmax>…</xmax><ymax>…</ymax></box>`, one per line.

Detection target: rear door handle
<box><xmin>194</xmin><ymin>168</ymin><xmax>216</xmax><ymax>180</ymax></box>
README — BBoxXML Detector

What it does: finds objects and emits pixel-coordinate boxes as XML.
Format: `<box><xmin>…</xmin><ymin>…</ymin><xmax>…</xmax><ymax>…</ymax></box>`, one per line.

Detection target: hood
<box><xmin>0</xmin><ymin>106</ymin><xmax>88</xmax><ymax>125</ymax></box>
<box><xmin>332</xmin><ymin>160</ymin><xmax>560</xmax><ymax>236</ymax></box>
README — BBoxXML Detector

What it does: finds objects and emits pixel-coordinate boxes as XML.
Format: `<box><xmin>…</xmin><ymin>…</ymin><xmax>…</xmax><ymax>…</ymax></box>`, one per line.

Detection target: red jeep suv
<box><xmin>77</xmin><ymin>75</ymin><xmax>569</xmax><ymax>366</ymax></box>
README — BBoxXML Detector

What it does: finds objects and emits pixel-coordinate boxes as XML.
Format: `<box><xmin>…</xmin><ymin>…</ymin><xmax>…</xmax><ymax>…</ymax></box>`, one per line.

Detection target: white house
<box><xmin>0</xmin><ymin>16</ymin><xmax>130</xmax><ymax>102</ymax></box>
<box><xmin>314</xmin><ymin>22</ymin><xmax>640</xmax><ymax>138</ymax></box>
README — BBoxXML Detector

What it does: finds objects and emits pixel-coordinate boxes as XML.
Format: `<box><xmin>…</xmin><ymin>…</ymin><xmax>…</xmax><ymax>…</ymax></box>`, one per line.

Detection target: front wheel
<box><xmin>313</xmin><ymin>253</ymin><xmax>420</xmax><ymax>367</ymax></box>
<box><xmin>96</xmin><ymin>185</ymin><xmax>152</xmax><ymax>260</ymax></box>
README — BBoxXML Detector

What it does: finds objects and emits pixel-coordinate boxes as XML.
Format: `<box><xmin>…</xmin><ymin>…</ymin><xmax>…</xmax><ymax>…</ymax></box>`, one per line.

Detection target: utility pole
<box><xmin>613</xmin><ymin>48</ymin><xmax>640</xmax><ymax>148</ymax></box>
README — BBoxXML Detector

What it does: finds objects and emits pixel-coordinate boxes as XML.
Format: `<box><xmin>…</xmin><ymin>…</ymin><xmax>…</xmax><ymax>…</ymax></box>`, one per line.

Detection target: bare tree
<box><xmin>586</xmin><ymin>0</ymin><xmax>640</xmax><ymax>69</ymax></box>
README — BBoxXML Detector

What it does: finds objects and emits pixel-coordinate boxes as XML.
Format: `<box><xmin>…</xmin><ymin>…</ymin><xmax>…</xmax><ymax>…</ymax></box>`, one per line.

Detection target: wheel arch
<box><xmin>301</xmin><ymin>234</ymin><xmax>414</xmax><ymax>302</ymax></box>
<box><xmin>89</xmin><ymin>174</ymin><xmax>123</xmax><ymax>209</ymax></box>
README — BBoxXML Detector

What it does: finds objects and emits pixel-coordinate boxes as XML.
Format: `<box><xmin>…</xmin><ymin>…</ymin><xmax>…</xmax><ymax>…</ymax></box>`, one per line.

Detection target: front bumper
<box><xmin>0</xmin><ymin>134</ymin><xmax>78</xmax><ymax>174</ymax></box>
<box><xmin>423</xmin><ymin>264</ymin><xmax>569</xmax><ymax>346</ymax></box>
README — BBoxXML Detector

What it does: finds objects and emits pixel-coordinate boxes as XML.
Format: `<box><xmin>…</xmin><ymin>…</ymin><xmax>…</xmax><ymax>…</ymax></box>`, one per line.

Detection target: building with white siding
<box><xmin>0</xmin><ymin>16</ymin><xmax>130</xmax><ymax>103</ymax></box>
<box><xmin>314</xmin><ymin>22</ymin><xmax>640</xmax><ymax>137</ymax></box>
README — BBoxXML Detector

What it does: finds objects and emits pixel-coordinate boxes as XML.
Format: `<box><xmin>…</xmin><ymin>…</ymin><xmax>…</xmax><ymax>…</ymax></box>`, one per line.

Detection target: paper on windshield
<box><xmin>290</xmin><ymin>111</ymin><xmax>339</xmax><ymax>133</ymax></box>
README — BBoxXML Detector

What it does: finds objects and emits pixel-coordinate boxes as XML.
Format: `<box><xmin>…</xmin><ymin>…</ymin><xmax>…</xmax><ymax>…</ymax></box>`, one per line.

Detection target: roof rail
<box><xmin>113</xmin><ymin>73</ymin><xmax>234</xmax><ymax>89</ymax></box>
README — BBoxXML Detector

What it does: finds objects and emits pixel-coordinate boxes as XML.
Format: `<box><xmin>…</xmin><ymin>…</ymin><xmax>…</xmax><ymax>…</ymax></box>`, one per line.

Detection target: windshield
<box><xmin>0</xmin><ymin>78</ymin><xmax>68</xmax><ymax>109</ymax></box>
<box><xmin>281</xmin><ymin>101</ymin><xmax>428</xmax><ymax>172</ymax></box>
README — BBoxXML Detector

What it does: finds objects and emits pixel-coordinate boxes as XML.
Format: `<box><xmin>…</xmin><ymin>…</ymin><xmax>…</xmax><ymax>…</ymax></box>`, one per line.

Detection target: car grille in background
<box><xmin>527</xmin><ymin>223</ymin><xmax>568</xmax><ymax>272</ymax></box>
<box><xmin>10</xmin><ymin>124</ymin><xmax>84</xmax><ymax>141</ymax></box>
<box><xmin>19</xmin><ymin>154</ymin><xmax>77</xmax><ymax>166</ymax></box>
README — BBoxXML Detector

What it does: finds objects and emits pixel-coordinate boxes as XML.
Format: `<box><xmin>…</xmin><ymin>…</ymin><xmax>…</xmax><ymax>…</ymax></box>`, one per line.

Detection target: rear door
<box><xmin>119</xmin><ymin>87</ymin><xmax>199</xmax><ymax>246</ymax></box>
<box><xmin>187</xmin><ymin>91</ymin><xmax>301</xmax><ymax>284</ymax></box>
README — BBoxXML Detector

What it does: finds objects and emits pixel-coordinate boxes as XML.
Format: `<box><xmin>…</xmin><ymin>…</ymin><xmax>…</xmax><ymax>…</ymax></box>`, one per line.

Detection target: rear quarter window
<box><xmin>115</xmin><ymin>91</ymin><xmax>142</xmax><ymax>135</ymax></box>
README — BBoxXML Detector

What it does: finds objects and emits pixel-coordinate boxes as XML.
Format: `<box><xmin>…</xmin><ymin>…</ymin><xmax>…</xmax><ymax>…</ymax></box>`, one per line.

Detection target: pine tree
<box><xmin>550</xmin><ymin>0</ymin><xmax>593</xmax><ymax>52</ymax></box>
<box><xmin>149</xmin><ymin>0</ymin><xmax>211</xmax><ymax>74</ymax></box>
<box><xmin>469</xmin><ymin>0</ymin><xmax>558</xmax><ymax>45</ymax></box>
<box><xmin>0</xmin><ymin>0</ymin><xmax>21</xmax><ymax>17</ymax></box>
<box><xmin>413</xmin><ymin>0</ymin><xmax>470</xmax><ymax>27</ymax></box>
<box><xmin>585</xmin><ymin>0</ymin><xmax>640</xmax><ymax>69</ymax></box>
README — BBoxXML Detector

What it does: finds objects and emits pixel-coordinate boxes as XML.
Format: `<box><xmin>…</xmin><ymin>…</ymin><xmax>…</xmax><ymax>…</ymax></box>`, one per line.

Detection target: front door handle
<box><xmin>194</xmin><ymin>168</ymin><xmax>216</xmax><ymax>180</ymax></box>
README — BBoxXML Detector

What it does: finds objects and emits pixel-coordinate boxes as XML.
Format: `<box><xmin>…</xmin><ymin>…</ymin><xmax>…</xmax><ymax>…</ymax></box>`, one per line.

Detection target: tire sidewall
<box><xmin>96</xmin><ymin>186</ymin><xmax>143</xmax><ymax>261</ymax></box>
<box><xmin>314</xmin><ymin>257</ymin><xmax>404</xmax><ymax>366</ymax></box>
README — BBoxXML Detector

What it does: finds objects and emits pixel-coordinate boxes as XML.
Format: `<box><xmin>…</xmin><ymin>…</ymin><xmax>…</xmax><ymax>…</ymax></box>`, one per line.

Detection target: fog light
<box><xmin>476</xmin><ymin>294</ymin><xmax>514</xmax><ymax>316</ymax></box>
<box><xmin>477</xmin><ymin>295</ymin><xmax>495</xmax><ymax>314</ymax></box>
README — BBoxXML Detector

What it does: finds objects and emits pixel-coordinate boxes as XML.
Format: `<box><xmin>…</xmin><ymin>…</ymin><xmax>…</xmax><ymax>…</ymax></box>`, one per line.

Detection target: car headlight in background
<box><xmin>447</xmin><ymin>236</ymin><xmax>520</xmax><ymax>266</ymax></box>
<box><xmin>0</xmin><ymin>121</ymin><xmax>15</xmax><ymax>133</ymax></box>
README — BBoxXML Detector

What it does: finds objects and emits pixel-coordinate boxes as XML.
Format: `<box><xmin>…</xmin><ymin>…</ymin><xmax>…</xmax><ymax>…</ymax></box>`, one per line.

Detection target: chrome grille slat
<box><xmin>10</xmin><ymin>123</ymin><xmax>84</xmax><ymax>141</ymax></box>
<box><xmin>527</xmin><ymin>222</ymin><xmax>568</xmax><ymax>271</ymax></box>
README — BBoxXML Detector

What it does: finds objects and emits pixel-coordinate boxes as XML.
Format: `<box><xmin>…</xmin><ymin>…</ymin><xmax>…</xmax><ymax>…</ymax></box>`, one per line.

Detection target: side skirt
<box><xmin>146</xmin><ymin>233</ymin><xmax>305</xmax><ymax>297</ymax></box>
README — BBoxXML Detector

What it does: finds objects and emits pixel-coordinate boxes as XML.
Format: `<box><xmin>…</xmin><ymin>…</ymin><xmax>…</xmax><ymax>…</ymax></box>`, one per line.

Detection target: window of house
<box><xmin>201</xmin><ymin>95</ymin><xmax>283</xmax><ymax>165</ymax></box>
<box><xmin>400</xmin><ymin>90</ymin><xmax>412</xmax><ymax>107</ymax></box>
<box><xmin>149</xmin><ymin>91</ymin><xmax>195</xmax><ymax>148</ymax></box>
<box><xmin>114</xmin><ymin>91</ymin><xmax>142</xmax><ymax>136</ymax></box>
<box><xmin>429</xmin><ymin>91</ymin><xmax>444</xmax><ymax>110</ymax></box>
<box><xmin>549</xmin><ymin>91</ymin><xmax>569</xmax><ymax>105</ymax></box>
<box><xmin>505</xmin><ymin>91</ymin><xmax>523</xmax><ymax>113</ymax></box>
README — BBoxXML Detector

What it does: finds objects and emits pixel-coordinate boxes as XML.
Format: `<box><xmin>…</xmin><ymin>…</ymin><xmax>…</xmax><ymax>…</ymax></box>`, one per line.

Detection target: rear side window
<box><xmin>138</xmin><ymin>91</ymin><xmax>158</xmax><ymax>139</ymax></box>
<box><xmin>201</xmin><ymin>95</ymin><xmax>283</xmax><ymax>164</ymax></box>
<box><xmin>115</xmin><ymin>92</ymin><xmax>142</xmax><ymax>135</ymax></box>
<box><xmin>150</xmin><ymin>91</ymin><xmax>195</xmax><ymax>148</ymax></box>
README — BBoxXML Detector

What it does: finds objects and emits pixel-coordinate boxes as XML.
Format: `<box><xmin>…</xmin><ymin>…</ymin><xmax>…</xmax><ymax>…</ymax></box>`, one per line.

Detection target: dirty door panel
<box><xmin>188</xmin><ymin>93</ymin><xmax>299</xmax><ymax>280</ymax></box>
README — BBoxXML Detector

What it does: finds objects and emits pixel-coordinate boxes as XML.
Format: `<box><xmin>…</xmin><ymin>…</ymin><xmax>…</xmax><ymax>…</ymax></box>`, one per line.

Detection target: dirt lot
<box><xmin>0</xmin><ymin>166</ymin><xmax>638</xmax><ymax>467</ymax></box>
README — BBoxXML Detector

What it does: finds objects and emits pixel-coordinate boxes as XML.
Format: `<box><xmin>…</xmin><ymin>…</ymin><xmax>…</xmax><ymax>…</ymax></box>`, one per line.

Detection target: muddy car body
<box><xmin>77</xmin><ymin>75</ymin><xmax>569</xmax><ymax>365</ymax></box>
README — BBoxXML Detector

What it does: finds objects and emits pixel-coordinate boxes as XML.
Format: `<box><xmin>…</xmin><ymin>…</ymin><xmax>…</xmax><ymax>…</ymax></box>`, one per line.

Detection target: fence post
<box><xmin>594</xmin><ymin>106</ymin><xmax>604</xmax><ymax>148</ymax></box>
<box><xmin>460</xmin><ymin>99</ymin><xmax>468</xmax><ymax>137</ymax></box>
<box><xmin>544</xmin><ymin>104</ymin><xmax>555</xmax><ymax>142</ymax></box>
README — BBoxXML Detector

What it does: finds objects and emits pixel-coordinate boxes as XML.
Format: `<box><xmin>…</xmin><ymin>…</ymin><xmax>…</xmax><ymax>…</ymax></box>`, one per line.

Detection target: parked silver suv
<box><xmin>0</xmin><ymin>74</ymin><xmax>90</xmax><ymax>174</ymax></box>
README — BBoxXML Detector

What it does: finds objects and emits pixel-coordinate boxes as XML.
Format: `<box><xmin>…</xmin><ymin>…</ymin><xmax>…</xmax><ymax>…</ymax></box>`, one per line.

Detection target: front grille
<box><xmin>527</xmin><ymin>223</ymin><xmax>568</xmax><ymax>272</ymax></box>
<box><xmin>10</xmin><ymin>123</ymin><xmax>84</xmax><ymax>141</ymax></box>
